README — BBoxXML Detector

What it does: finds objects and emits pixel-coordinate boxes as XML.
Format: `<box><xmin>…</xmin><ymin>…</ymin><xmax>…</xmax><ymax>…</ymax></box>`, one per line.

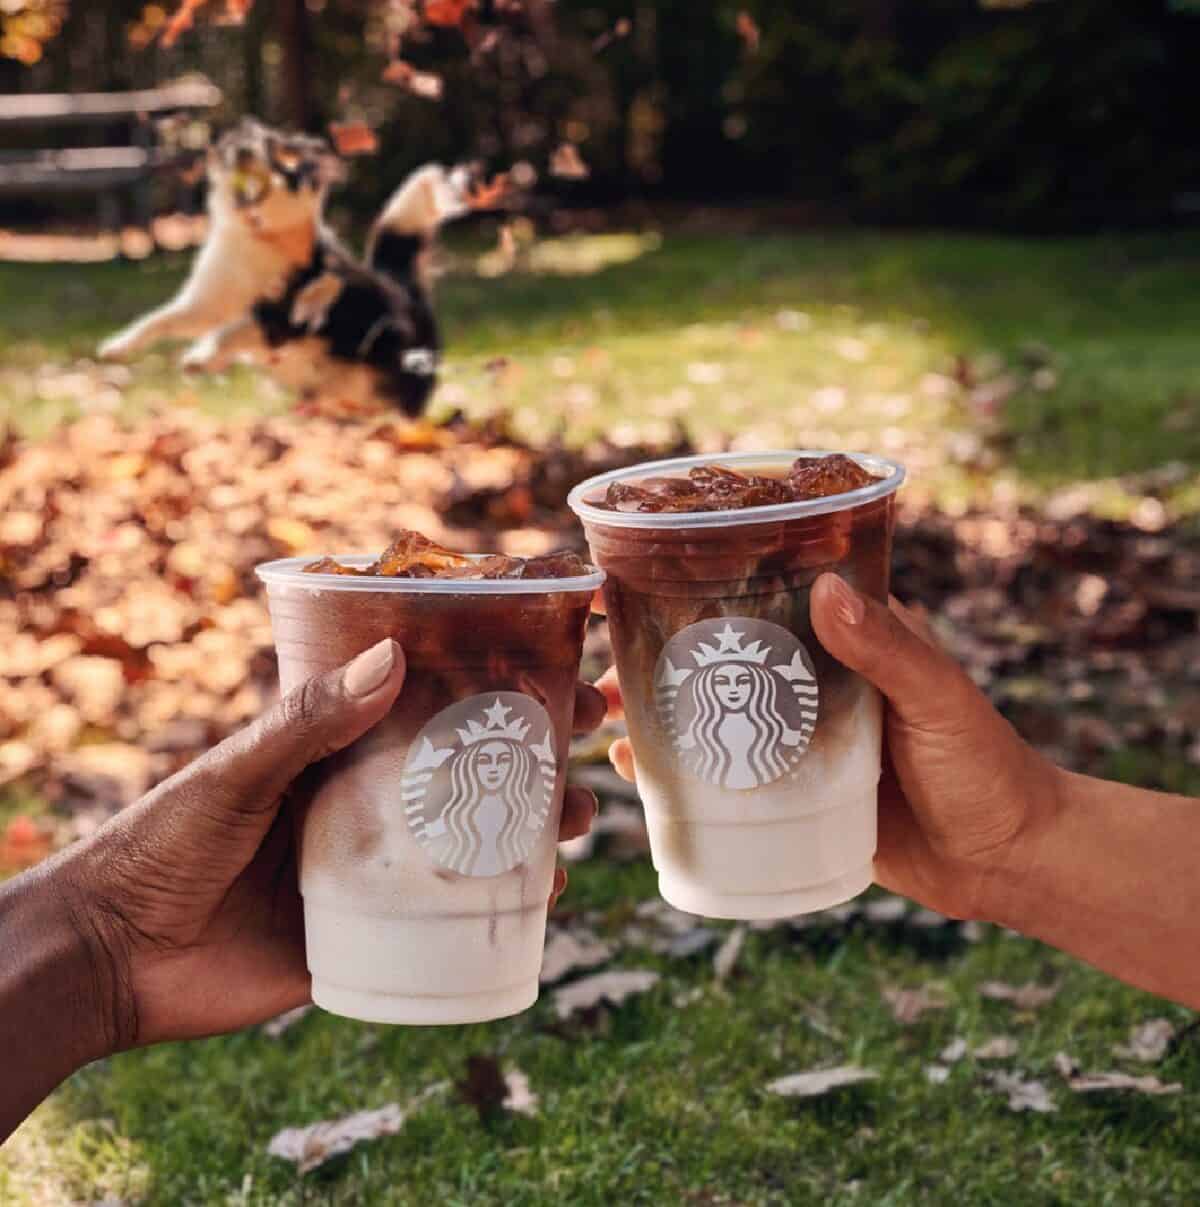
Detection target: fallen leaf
<box><xmin>978</xmin><ymin>980</ymin><xmax>1060</xmax><ymax>1011</ymax></box>
<box><xmin>381</xmin><ymin>60</ymin><xmax>445</xmax><ymax>100</ymax></box>
<box><xmin>1067</xmin><ymin>1072</ymin><xmax>1182</xmax><ymax>1096</ymax></box>
<box><xmin>539</xmin><ymin>926</ymin><xmax>614</xmax><ymax>985</ymax></box>
<box><xmin>328</xmin><ymin>121</ymin><xmax>379</xmax><ymax>158</ymax></box>
<box><xmin>549</xmin><ymin>143</ymin><xmax>590</xmax><ymax>181</ymax></box>
<box><xmin>713</xmin><ymin>925</ymin><xmax>746</xmax><ymax>982</ymax></box>
<box><xmin>863</xmin><ymin>895</ymin><xmax>909</xmax><ymax>924</ymax></box>
<box><xmin>940</xmin><ymin>1037</ymin><xmax>968</xmax><ymax>1063</ymax></box>
<box><xmin>553</xmin><ymin>970</ymin><xmax>659</xmax><ymax>1019</ymax></box>
<box><xmin>502</xmin><ymin>1066</ymin><xmax>539</xmax><ymax>1117</ymax></box>
<box><xmin>262</xmin><ymin>1005</ymin><xmax>313</xmax><ymax>1038</ymax></box>
<box><xmin>974</xmin><ymin>1036</ymin><xmax>1020</xmax><ymax>1061</ymax></box>
<box><xmin>1113</xmin><ymin>1018</ymin><xmax>1176</xmax><ymax>1064</ymax></box>
<box><xmin>882</xmin><ymin>984</ymin><xmax>951</xmax><ymax>1025</ymax></box>
<box><xmin>424</xmin><ymin>0</ymin><xmax>474</xmax><ymax>27</ymax></box>
<box><xmin>664</xmin><ymin>927</ymin><xmax>719</xmax><ymax>959</ymax></box>
<box><xmin>1053</xmin><ymin>1051</ymin><xmax>1078</xmax><ymax>1079</ymax></box>
<box><xmin>267</xmin><ymin>1091</ymin><xmax>443</xmax><ymax>1173</ymax></box>
<box><xmin>735</xmin><ymin>10</ymin><xmax>760</xmax><ymax>52</ymax></box>
<box><xmin>766</xmin><ymin>1067</ymin><xmax>878</xmax><ymax>1099</ymax></box>
<box><xmin>984</xmin><ymin>1071</ymin><xmax>1057</xmax><ymax>1114</ymax></box>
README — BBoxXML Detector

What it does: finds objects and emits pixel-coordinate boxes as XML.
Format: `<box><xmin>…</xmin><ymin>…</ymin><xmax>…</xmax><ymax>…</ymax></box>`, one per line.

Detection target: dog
<box><xmin>99</xmin><ymin>118</ymin><xmax>496</xmax><ymax>416</ymax></box>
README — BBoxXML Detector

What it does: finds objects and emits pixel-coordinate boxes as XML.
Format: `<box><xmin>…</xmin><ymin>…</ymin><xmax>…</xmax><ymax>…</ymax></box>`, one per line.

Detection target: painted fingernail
<box><xmin>344</xmin><ymin>638</ymin><xmax>396</xmax><ymax>697</ymax></box>
<box><xmin>828</xmin><ymin>575</ymin><xmax>865</xmax><ymax>627</ymax></box>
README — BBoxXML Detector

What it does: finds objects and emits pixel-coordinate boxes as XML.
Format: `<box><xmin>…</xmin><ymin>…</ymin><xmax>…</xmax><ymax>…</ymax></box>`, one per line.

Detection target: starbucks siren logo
<box><xmin>656</xmin><ymin>619</ymin><xmax>819</xmax><ymax>790</ymax></box>
<box><xmin>402</xmin><ymin>692</ymin><xmax>557</xmax><ymax>877</ymax></box>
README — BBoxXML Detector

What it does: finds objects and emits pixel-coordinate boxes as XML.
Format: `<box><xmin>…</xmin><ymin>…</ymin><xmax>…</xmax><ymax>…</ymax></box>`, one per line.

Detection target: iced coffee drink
<box><xmin>569</xmin><ymin>452</ymin><xmax>904</xmax><ymax>919</ymax></box>
<box><xmin>257</xmin><ymin>532</ymin><xmax>603</xmax><ymax>1024</ymax></box>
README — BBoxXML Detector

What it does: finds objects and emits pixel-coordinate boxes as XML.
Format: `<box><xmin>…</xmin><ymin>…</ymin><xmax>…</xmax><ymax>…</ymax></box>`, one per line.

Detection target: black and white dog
<box><xmin>99</xmin><ymin>118</ymin><xmax>493</xmax><ymax>416</ymax></box>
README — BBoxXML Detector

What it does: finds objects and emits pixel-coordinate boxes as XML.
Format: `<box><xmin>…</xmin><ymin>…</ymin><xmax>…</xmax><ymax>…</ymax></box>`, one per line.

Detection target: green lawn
<box><xmin>2</xmin><ymin>228</ymin><xmax>1199</xmax><ymax>508</ymax></box>
<box><xmin>6</xmin><ymin>877</ymin><xmax>1199</xmax><ymax>1205</ymax></box>
<box><xmin>2</xmin><ymin>228</ymin><xmax>1199</xmax><ymax>1203</ymax></box>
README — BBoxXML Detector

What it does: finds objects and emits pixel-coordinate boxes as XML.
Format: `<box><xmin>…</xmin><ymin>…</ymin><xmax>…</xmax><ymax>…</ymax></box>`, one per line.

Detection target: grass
<box><xmin>2</xmin><ymin>225</ymin><xmax>1199</xmax><ymax>1202</ymax></box>
<box><xmin>2</xmin><ymin>227</ymin><xmax>1199</xmax><ymax>508</ymax></box>
<box><xmin>6</xmin><ymin>874</ymin><xmax>1200</xmax><ymax>1205</ymax></box>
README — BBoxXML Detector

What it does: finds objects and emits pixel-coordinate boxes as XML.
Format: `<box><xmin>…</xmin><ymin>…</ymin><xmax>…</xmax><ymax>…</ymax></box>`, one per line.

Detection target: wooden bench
<box><xmin>0</xmin><ymin>79</ymin><xmax>222</xmax><ymax>234</ymax></box>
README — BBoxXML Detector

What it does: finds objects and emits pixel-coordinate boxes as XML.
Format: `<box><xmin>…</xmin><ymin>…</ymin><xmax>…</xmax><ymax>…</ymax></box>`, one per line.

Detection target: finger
<box><xmin>810</xmin><ymin>574</ymin><xmax>974</xmax><ymax>731</ymax></box>
<box><xmin>548</xmin><ymin>866</ymin><xmax>568</xmax><ymax>911</ymax></box>
<box><xmin>593</xmin><ymin>667</ymin><xmax>624</xmax><ymax>721</ymax></box>
<box><xmin>559</xmin><ymin>785</ymin><xmax>598</xmax><ymax>841</ymax></box>
<box><xmin>572</xmin><ymin>681</ymin><xmax>608</xmax><ymax>735</ymax></box>
<box><xmin>609</xmin><ymin>737</ymin><xmax>636</xmax><ymax>783</ymax></box>
<box><xmin>190</xmin><ymin>638</ymin><xmax>406</xmax><ymax>818</ymax></box>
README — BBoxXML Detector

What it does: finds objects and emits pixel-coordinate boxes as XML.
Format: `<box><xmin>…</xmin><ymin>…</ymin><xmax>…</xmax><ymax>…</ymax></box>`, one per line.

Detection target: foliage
<box><xmin>3</xmin><ymin>2</ymin><xmax>1198</xmax><ymax>226</ymax></box>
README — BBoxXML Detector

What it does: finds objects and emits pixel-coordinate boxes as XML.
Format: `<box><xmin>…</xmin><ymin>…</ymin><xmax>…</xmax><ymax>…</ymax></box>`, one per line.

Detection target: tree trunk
<box><xmin>277</xmin><ymin>0</ymin><xmax>314</xmax><ymax>131</ymax></box>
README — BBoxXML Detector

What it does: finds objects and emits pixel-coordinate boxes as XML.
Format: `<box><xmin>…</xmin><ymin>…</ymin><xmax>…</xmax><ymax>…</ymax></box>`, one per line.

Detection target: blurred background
<box><xmin>2</xmin><ymin>3</ymin><xmax>1200</xmax><ymax>1204</ymax></box>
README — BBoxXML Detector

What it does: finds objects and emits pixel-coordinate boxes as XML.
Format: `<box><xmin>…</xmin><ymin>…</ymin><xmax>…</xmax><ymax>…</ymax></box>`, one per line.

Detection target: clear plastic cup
<box><xmin>569</xmin><ymin>451</ymin><xmax>905</xmax><ymax>920</ymax></box>
<box><xmin>256</xmin><ymin>555</ymin><xmax>604</xmax><ymax>1024</ymax></box>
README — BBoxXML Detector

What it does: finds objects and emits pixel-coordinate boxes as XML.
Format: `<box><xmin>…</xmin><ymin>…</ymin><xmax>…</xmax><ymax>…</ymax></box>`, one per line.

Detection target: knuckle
<box><xmin>281</xmin><ymin>675</ymin><xmax>330</xmax><ymax>736</ymax></box>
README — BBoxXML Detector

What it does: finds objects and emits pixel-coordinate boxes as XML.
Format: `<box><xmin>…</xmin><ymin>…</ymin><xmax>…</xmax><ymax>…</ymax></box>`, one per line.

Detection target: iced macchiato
<box><xmin>569</xmin><ymin>452</ymin><xmax>904</xmax><ymax>920</ymax></box>
<box><xmin>257</xmin><ymin>534</ymin><xmax>603</xmax><ymax>1024</ymax></box>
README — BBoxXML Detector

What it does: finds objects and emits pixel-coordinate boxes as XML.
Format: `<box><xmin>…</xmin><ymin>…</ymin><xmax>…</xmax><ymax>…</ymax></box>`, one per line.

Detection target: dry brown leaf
<box><xmin>552</xmin><ymin>969</ymin><xmax>659</xmax><ymax>1019</ymax></box>
<box><xmin>984</xmin><ymin>1071</ymin><xmax>1057</xmax><ymax>1114</ymax></box>
<box><xmin>424</xmin><ymin>0</ymin><xmax>474</xmax><ymax>27</ymax></box>
<box><xmin>863</xmin><ymin>895</ymin><xmax>909</xmax><ymax>924</ymax></box>
<box><xmin>713</xmin><ymin>925</ymin><xmax>746</xmax><ymax>982</ymax></box>
<box><xmin>539</xmin><ymin>926</ymin><xmax>614</xmax><ymax>985</ymax></box>
<box><xmin>262</xmin><ymin>1005</ymin><xmax>313</xmax><ymax>1038</ymax></box>
<box><xmin>978</xmin><ymin>980</ymin><xmax>1060</xmax><ymax>1011</ymax></box>
<box><xmin>882</xmin><ymin>984</ymin><xmax>951</xmax><ymax>1025</ymax></box>
<box><xmin>973</xmin><ymin>1036</ymin><xmax>1019</xmax><ymax>1061</ymax></box>
<box><xmin>1067</xmin><ymin>1072</ymin><xmax>1182</xmax><ymax>1096</ymax></box>
<box><xmin>381</xmin><ymin>60</ymin><xmax>445</xmax><ymax>100</ymax></box>
<box><xmin>735</xmin><ymin>10</ymin><xmax>760</xmax><ymax>52</ymax></box>
<box><xmin>1113</xmin><ymin>1018</ymin><xmax>1176</xmax><ymax>1064</ymax></box>
<box><xmin>266</xmin><ymin>1089</ymin><xmax>444</xmax><ymax>1173</ymax></box>
<box><xmin>766</xmin><ymin>1067</ymin><xmax>877</xmax><ymax>1099</ymax></box>
<box><xmin>328</xmin><ymin>121</ymin><xmax>379</xmax><ymax>158</ymax></box>
<box><xmin>549</xmin><ymin>143</ymin><xmax>590</xmax><ymax>181</ymax></box>
<box><xmin>502</xmin><ymin>1067</ymin><xmax>539</xmax><ymax>1117</ymax></box>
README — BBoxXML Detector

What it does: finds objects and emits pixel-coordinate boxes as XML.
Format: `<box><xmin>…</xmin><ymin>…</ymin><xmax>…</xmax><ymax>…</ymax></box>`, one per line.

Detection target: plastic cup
<box><xmin>569</xmin><ymin>451</ymin><xmax>904</xmax><ymax>920</ymax></box>
<box><xmin>256</xmin><ymin>555</ymin><xmax>604</xmax><ymax>1024</ymax></box>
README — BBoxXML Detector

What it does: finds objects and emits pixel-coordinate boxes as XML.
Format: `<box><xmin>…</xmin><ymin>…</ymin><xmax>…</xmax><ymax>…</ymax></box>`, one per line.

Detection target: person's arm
<box><xmin>992</xmin><ymin>770</ymin><xmax>1200</xmax><ymax>1007</ymax></box>
<box><xmin>0</xmin><ymin>865</ymin><xmax>112</xmax><ymax>1140</ymax></box>
<box><xmin>603</xmin><ymin>573</ymin><xmax>1200</xmax><ymax>1010</ymax></box>
<box><xmin>2</xmin><ymin>639</ymin><xmax>605</xmax><ymax>1141</ymax></box>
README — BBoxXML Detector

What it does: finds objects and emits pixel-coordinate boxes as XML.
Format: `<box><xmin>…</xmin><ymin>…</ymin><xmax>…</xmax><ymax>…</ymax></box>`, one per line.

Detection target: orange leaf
<box><xmin>328</xmin><ymin>121</ymin><xmax>379</xmax><ymax>157</ymax></box>
<box><xmin>468</xmin><ymin>172</ymin><xmax>510</xmax><ymax>210</ymax></box>
<box><xmin>161</xmin><ymin>0</ymin><xmax>210</xmax><ymax>48</ymax></box>
<box><xmin>424</xmin><ymin>0</ymin><xmax>474</xmax><ymax>28</ymax></box>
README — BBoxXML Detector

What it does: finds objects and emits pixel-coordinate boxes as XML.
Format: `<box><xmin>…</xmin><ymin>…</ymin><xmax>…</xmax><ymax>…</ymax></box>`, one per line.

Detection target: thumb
<box><xmin>810</xmin><ymin>574</ymin><xmax>970</xmax><ymax>730</ymax></box>
<box><xmin>190</xmin><ymin>637</ymin><xmax>407</xmax><ymax>818</ymax></box>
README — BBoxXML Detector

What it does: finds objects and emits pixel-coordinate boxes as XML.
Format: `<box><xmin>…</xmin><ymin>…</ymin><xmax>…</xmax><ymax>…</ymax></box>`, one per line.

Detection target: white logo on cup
<box><xmin>402</xmin><ymin>693</ymin><xmax>557</xmax><ymax>877</ymax></box>
<box><xmin>656</xmin><ymin>619</ymin><xmax>819</xmax><ymax>791</ymax></box>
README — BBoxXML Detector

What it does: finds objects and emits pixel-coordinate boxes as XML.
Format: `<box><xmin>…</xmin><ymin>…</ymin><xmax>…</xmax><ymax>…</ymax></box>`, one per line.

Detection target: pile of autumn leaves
<box><xmin>1</xmin><ymin>410</ymin><xmax>1198</xmax><ymax>870</ymax></box>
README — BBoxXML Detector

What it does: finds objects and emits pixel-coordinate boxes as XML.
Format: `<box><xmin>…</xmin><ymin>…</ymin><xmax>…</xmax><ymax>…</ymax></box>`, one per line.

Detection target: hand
<box><xmin>603</xmin><ymin>575</ymin><xmax>1061</xmax><ymax>922</ymax></box>
<box><xmin>55</xmin><ymin>638</ymin><xmax>604</xmax><ymax>1054</ymax></box>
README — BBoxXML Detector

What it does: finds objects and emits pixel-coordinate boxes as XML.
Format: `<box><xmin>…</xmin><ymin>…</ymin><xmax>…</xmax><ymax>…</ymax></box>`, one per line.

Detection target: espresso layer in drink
<box><xmin>592</xmin><ymin>453</ymin><xmax>879</xmax><ymax>515</ymax></box>
<box><xmin>305</xmin><ymin>530</ymin><xmax>590</xmax><ymax>580</ymax></box>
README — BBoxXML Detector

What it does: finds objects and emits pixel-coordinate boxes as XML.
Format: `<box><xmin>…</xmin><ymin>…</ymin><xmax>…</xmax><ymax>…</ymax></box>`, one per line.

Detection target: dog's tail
<box><xmin>366</xmin><ymin>163</ymin><xmax>476</xmax><ymax>283</ymax></box>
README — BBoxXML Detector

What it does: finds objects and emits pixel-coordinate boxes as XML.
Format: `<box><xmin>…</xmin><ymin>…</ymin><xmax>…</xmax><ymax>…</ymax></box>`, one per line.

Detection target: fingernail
<box><xmin>828</xmin><ymin>575</ymin><xmax>865</xmax><ymax>627</ymax></box>
<box><xmin>344</xmin><ymin>639</ymin><xmax>396</xmax><ymax>697</ymax></box>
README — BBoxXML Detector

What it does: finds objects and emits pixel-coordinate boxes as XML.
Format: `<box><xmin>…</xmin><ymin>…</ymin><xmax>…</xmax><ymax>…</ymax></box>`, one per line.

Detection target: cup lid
<box><xmin>567</xmin><ymin>449</ymin><xmax>906</xmax><ymax>529</ymax></box>
<box><xmin>256</xmin><ymin>554</ymin><xmax>606</xmax><ymax>595</ymax></box>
